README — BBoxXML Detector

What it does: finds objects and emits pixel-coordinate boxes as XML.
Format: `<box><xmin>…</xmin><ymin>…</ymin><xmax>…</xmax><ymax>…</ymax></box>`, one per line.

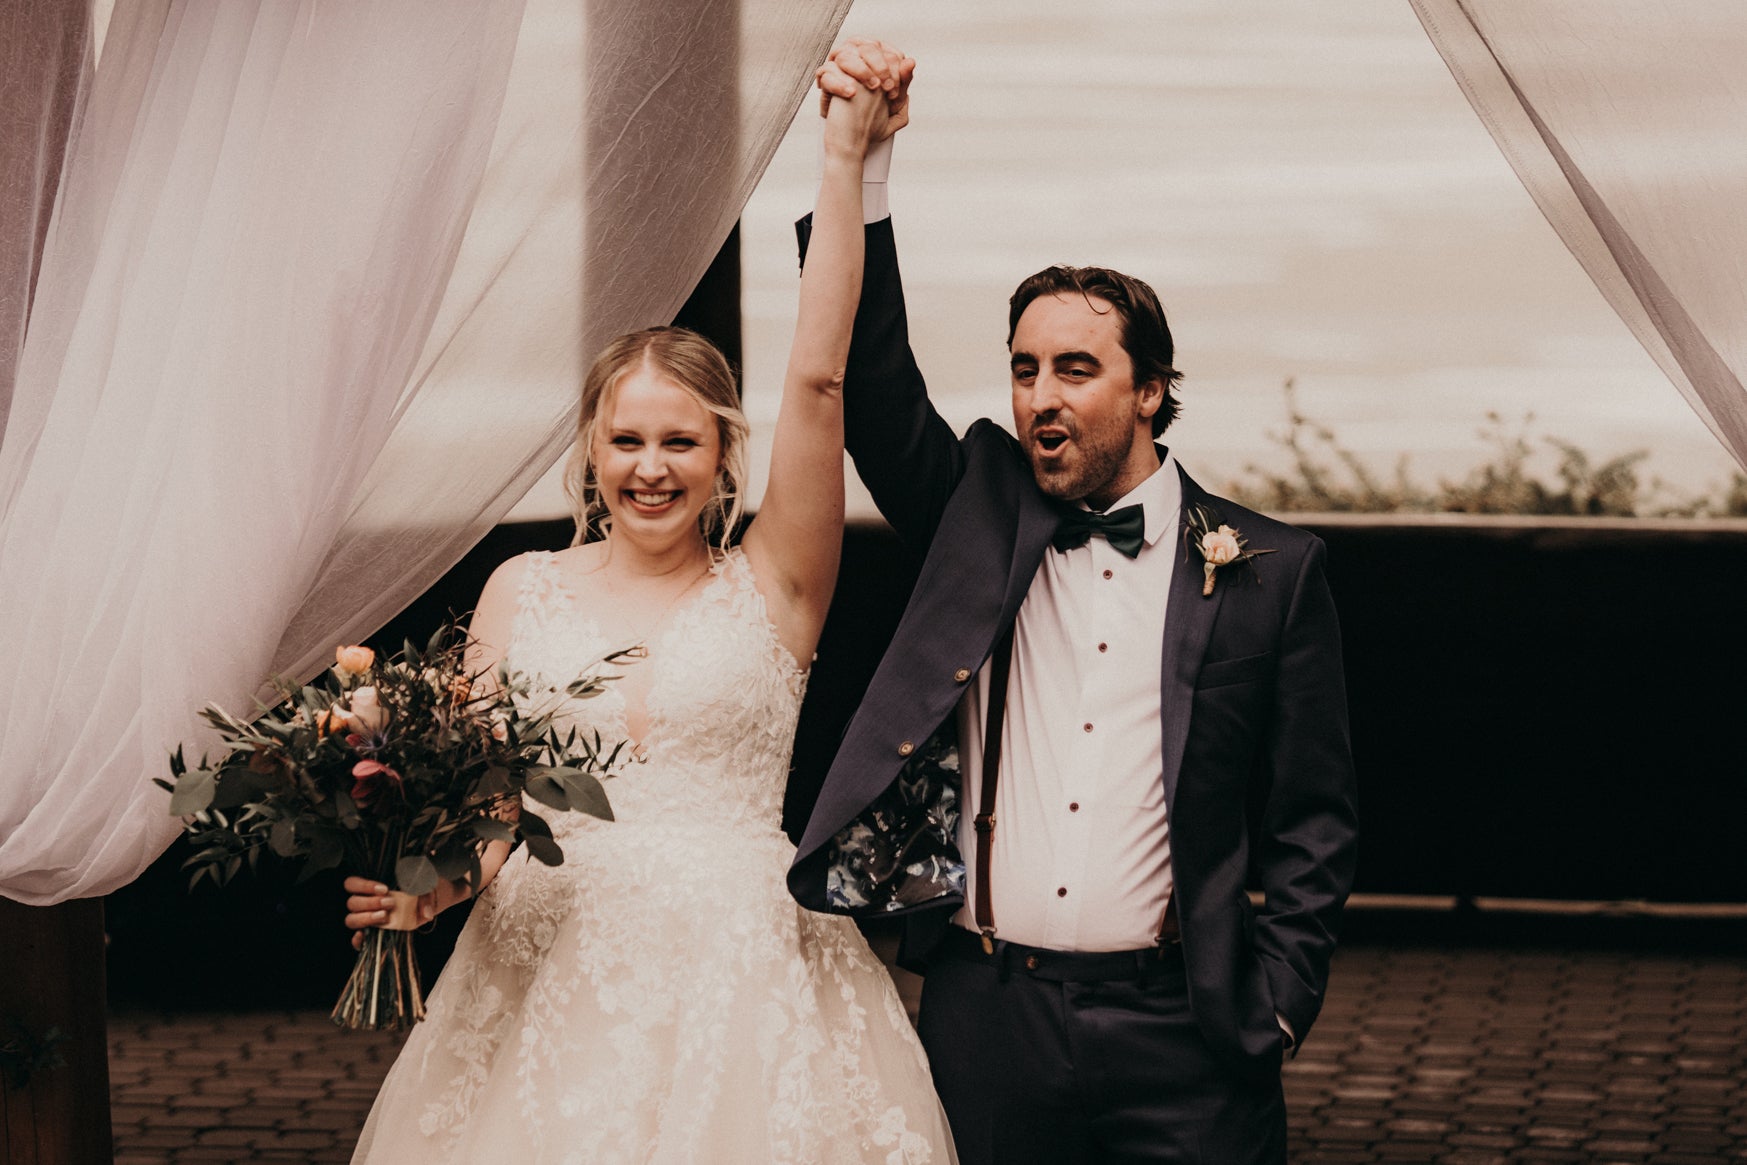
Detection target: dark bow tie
<box><xmin>1052</xmin><ymin>504</ymin><xmax>1145</xmax><ymax>559</ymax></box>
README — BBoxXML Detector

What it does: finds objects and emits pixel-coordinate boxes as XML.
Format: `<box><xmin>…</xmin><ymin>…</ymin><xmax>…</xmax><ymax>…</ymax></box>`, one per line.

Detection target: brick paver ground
<box><xmin>109</xmin><ymin>941</ymin><xmax>1747</xmax><ymax>1164</ymax></box>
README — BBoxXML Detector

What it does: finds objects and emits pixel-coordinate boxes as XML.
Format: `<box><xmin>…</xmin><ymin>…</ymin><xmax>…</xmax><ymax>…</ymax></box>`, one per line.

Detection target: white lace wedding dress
<box><xmin>351</xmin><ymin>549</ymin><xmax>956</xmax><ymax>1165</ymax></box>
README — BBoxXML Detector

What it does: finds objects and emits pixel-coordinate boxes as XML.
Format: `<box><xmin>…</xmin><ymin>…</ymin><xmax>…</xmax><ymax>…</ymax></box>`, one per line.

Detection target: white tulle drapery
<box><xmin>0</xmin><ymin>0</ymin><xmax>851</xmax><ymax>906</ymax></box>
<box><xmin>0</xmin><ymin>0</ymin><xmax>91</xmax><ymax>440</ymax></box>
<box><xmin>1411</xmin><ymin>0</ymin><xmax>1747</xmax><ymax>472</ymax></box>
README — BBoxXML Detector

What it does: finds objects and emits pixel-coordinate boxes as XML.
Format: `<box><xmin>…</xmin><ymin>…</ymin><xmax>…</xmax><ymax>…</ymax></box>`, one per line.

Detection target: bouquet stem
<box><xmin>331</xmin><ymin>926</ymin><xmax>425</xmax><ymax>1031</ymax></box>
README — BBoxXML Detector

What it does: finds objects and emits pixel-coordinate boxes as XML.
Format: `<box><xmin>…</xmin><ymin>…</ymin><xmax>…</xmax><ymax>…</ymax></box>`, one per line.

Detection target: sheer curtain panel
<box><xmin>0</xmin><ymin>0</ymin><xmax>91</xmax><ymax>442</ymax></box>
<box><xmin>1411</xmin><ymin>1</ymin><xmax>1747</xmax><ymax>472</ymax></box>
<box><xmin>0</xmin><ymin>0</ymin><xmax>851</xmax><ymax>905</ymax></box>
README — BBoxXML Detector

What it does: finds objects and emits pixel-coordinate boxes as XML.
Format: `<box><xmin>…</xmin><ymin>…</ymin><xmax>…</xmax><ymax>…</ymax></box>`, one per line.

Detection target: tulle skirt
<box><xmin>351</xmin><ymin>820</ymin><xmax>957</xmax><ymax>1165</ymax></box>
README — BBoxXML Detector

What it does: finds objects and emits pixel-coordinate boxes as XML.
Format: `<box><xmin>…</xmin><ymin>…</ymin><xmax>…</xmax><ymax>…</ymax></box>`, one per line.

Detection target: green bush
<box><xmin>1225</xmin><ymin>380</ymin><xmax>1747</xmax><ymax>518</ymax></box>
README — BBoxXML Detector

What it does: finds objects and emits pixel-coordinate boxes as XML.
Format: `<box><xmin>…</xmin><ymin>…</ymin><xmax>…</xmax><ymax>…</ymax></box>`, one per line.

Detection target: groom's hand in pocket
<box><xmin>343</xmin><ymin>876</ymin><xmax>437</xmax><ymax>949</ymax></box>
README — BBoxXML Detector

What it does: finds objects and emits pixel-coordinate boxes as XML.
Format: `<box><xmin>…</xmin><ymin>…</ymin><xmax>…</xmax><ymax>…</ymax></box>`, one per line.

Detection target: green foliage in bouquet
<box><xmin>158</xmin><ymin>625</ymin><xmax>633</xmax><ymax>1029</ymax></box>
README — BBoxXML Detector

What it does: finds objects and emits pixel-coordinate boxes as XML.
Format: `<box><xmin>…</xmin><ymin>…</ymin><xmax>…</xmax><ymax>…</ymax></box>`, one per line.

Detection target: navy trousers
<box><xmin>915</xmin><ymin>933</ymin><xmax>1286</xmax><ymax>1164</ymax></box>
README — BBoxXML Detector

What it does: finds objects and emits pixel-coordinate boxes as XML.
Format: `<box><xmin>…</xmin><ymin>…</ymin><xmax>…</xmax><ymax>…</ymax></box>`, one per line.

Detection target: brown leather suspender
<box><xmin>973</xmin><ymin>626</ymin><xmax>1014</xmax><ymax>954</ymax></box>
<box><xmin>971</xmin><ymin>622</ymin><xmax>1180</xmax><ymax>954</ymax></box>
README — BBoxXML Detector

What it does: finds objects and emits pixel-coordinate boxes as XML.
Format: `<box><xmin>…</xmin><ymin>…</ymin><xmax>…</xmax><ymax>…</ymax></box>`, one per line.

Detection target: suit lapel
<box><xmin>1004</xmin><ymin>476</ymin><xmax>1060</xmax><ymax>622</ymax></box>
<box><xmin>1158</xmin><ymin>467</ymin><xmax>1225</xmax><ymax>816</ymax></box>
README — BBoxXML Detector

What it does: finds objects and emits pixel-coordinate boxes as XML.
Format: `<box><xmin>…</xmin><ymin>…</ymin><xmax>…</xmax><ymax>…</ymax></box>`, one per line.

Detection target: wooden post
<box><xmin>0</xmin><ymin>897</ymin><xmax>114</xmax><ymax>1165</ymax></box>
<box><xmin>0</xmin><ymin>0</ymin><xmax>91</xmax><ymax>445</ymax></box>
<box><xmin>673</xmin><ymin>223</ymin><xmax>743</xmax><ymax>378</ymax></box>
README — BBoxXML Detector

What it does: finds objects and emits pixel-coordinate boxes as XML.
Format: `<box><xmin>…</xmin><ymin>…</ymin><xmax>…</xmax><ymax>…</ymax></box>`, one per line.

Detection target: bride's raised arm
<box><xmin>740</xmin><ymin>80</ymin><xmax>892</xmax><ymax>663</ymax></box>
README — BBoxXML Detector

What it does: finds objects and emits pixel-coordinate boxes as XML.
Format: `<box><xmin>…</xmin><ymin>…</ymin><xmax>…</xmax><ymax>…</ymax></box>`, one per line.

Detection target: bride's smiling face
<box><xmin>592</xmin><ymin>365</ymin><xmax>723</xmax><ymax>545</ymax></box>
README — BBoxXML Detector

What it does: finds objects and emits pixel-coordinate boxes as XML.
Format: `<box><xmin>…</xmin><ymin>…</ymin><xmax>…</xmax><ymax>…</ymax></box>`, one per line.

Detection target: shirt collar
<box><xmin>1078</xmin><ymin>445</ymin><xmax>1179</xmax><ymax>549</ymax></box>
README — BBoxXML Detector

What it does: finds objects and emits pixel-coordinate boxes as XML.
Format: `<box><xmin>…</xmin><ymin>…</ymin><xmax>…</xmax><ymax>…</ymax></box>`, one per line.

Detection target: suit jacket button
<box><xmin>897</xmin><ymin>741</ymin><xmax>915</xmax><ymax>757</ymax></box>
<box><xmin>954</xmin><ymin>668</ymin><xmax>972</xmax><ymax>683</ymax></box>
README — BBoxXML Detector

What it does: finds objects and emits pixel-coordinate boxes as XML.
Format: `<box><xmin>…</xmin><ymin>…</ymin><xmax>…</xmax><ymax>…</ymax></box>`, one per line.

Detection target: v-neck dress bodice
<box><xmin>504</xmin><ymin>548</ymin><xmax>807</xmax><ymax>841</ymax></box>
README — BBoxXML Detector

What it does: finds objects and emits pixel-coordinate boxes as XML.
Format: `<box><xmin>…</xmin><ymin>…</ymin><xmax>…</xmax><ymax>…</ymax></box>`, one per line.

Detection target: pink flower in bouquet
<box><xmin>350</xmin><ymin>759</ymin><xmax>402</xmax><ymax>806</ymax></box>
<box><xmin>335</xmin><ymin>644</ymin><xmax>375</xmax><ymax>678</ymax></box>
<box><xmin>161</xmin><ymin>623</ymin><xmax>631</xmax><ymax>1030</ymax></box>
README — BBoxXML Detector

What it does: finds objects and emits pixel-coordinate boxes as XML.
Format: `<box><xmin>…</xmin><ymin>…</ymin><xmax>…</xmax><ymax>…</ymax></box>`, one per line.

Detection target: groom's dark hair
<box><xmin>1007</xmin><ymin>265</ymin><xmax>1183</xmax><ymax>436</ymax></box>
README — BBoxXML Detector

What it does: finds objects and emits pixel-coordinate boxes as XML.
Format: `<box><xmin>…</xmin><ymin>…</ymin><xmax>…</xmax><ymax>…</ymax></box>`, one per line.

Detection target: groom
<box><xmin>787</xmin><ymin>40</ymin><xmax>1359</xmax><ymax>1164</ymax></box>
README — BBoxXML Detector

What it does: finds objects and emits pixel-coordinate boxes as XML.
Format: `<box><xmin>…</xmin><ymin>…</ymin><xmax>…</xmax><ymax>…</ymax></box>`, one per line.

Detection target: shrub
<box><xmin>1225</xmin><ymin>380</ymin><xmax>1747</xmax><ymax>518</ymax></box>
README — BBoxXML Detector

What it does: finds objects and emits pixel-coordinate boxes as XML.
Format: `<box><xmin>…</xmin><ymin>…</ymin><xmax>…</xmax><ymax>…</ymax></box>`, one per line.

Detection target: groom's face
<box><xmin>1010</xmin><ymin>293</ymin><xmax>1161</xmax><ymax>508</ymax></box>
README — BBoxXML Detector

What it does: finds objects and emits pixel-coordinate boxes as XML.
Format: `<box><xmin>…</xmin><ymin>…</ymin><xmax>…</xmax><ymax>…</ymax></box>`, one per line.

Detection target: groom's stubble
<box><xmin>1023</xmin><ymin>402</ymin><xmax>1142</xmax><ymax>505</ymax></box>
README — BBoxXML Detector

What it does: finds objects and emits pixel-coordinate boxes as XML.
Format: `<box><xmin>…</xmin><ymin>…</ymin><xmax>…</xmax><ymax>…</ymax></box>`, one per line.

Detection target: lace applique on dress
<box><xmin>351</xmin><ymin>547</ymin><xmax>956</xmax><ymax>1165</ymax></box>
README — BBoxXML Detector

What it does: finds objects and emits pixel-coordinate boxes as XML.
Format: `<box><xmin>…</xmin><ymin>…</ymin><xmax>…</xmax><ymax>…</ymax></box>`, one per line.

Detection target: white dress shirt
<box><xmin>950</xmin><ymin>451</ymin><xmax>1181</xmax><ymax>952</ymax></box>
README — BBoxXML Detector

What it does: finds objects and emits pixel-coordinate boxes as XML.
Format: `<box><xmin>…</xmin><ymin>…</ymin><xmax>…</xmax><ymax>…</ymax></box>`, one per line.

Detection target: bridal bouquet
<box><xmin>158</xmin><ymin>628</ymin><xmax>632</xmax><ymax>1030</ymax></box>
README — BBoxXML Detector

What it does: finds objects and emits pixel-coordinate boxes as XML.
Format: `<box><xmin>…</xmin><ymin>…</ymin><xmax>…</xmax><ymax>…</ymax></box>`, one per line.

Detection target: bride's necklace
<box><xmin>594</xmin><ymin>554</ymin><xmax>715</xmax><ymax>654</ymax></box>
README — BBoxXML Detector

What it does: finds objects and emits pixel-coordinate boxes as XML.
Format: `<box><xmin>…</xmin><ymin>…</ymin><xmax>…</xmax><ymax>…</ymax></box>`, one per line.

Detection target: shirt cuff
<box><xmin>818</xmin><ymin>132</ymin><xmax>892</xmax><ymax>225</ymax></box>
<box><xmin>860</xmin><ymin>135</ymin><xmax>892</xmax><ymax>223</ymax></box>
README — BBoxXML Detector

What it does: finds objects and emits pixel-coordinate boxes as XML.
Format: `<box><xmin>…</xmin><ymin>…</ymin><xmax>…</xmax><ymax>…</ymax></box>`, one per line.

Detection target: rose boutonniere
<box><xmin>1185</xmin><ymin>504</ymin><xmax>1276</xmax><ymax>596</ymax></box>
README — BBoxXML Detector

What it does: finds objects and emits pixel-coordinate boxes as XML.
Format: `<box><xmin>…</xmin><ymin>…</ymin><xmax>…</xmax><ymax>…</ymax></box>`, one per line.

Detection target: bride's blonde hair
<box><xmin>563</xmin><ymin>326</ymin><xmax>750</xmax><ymax>552</ymax></box>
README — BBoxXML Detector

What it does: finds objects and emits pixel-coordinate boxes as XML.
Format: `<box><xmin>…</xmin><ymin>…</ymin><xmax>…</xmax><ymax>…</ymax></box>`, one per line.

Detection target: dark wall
<box><xmin>1306</xmin><ymin>516</ymin><xmax>1747</xmax><ymax>903</ymax></box>
<box><xmin>105</xmin><ymin>514</ymin><xmax>1747</xmax><ymax>1007</ymax></box>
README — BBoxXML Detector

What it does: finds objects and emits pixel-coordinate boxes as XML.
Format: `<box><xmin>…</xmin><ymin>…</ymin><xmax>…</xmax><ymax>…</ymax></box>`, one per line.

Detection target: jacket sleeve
<box><xmin>1251</xmin><ymin>536</ymin><xmax>1360</xmax><ymax>1042</ymax></box>
<box><xmin>796</xmin><ymin>215</ymin><xmax>964</xmax><ymax>549</ymax></box>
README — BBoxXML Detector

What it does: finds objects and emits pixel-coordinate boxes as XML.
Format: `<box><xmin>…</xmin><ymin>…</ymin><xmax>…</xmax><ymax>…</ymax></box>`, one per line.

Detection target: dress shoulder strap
<box><xmin>509</xmin><ymin>550</ymin><xmax>566</xmax><ymax>638</ymax></box>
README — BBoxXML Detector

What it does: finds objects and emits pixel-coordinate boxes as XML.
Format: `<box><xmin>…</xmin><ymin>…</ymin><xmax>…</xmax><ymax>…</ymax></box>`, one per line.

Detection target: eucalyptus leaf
<box><xmin>301</xmin><ymin>831</ymin><xmax>344</xmax><ymax>880</ymax></box>
<box><xmin>524</xmin><ymin>773</ymin><xmax>569</xmax><ymax>811</ymax></box>
<box><xmin>472</xmin><ymin>817</ymin><xmax>514</xmax><ymax>844</ymax></box>
<box><xmin>433</xmin><ymin>850</ymin><xmax>472</xmax><ymax>882</ymax></box>
<box><xmin>523</xmin><ymin>833</ymin><xmax>563</xmax><ymax>866</ymax></box>
<box><xmin>169</xmin><ymin>768</ymin><xmax>218</xmax><ymax>816</ymax></box>
<box><xmin>559</xmin><ymin>770</ymin><xmax>614</xmax><ymax>821</ymax></box>
<box><xmin>268</xmin><ymin>819</ymin><xmax>298</xmax><ymax>858</ymax></box>
<box><xmin>518</xmin><ymin>809</ymin><xmax>563</xmax><ymax>865</ymax></box>
<box><xmin>210</xmin><ymin>767</ymin><xmax>280</xmax><ymax>811</ymax></box>
<box><xmin>395</xmin><ymin>855</ymin><xmax>440</xmax><ymax>897</ymax></box>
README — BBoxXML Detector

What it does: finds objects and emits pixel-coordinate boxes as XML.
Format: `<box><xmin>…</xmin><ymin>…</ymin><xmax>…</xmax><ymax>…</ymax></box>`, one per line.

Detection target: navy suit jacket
<box><xmin>787</xmin><ymin>217</ymin><xmax>1359</xmax><ymax>1076</ymax></box>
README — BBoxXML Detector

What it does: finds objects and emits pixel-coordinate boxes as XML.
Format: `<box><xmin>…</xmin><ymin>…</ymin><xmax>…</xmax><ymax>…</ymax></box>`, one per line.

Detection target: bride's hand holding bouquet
<box><xmin>158</xmin><ymin>628</ymin><xmax>633</xmax><ymax>1029</ymax></box>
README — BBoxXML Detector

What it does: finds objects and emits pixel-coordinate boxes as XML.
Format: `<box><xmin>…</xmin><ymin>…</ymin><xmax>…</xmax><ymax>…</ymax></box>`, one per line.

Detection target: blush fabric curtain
<box><xmin>1411</xmin><ymin>0</ymin><xmax>1747</xmax><ymax>472</ymax></box>
<box><xmin>0</xmin><ymin>0</ymin><xmax>850</xmax><ymax>905</ymax></box>
<box><xmin>0</xmin><ymin>0</ymin><xmax>92</xmax><ymax>442</ymax></box>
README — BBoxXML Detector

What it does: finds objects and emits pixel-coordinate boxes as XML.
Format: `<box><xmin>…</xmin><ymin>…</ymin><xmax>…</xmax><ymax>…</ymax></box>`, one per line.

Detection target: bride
<box><xmin>342</xmin><ymin>59</ymin><xmax>955</xmax><ymax>1165</ymax></box>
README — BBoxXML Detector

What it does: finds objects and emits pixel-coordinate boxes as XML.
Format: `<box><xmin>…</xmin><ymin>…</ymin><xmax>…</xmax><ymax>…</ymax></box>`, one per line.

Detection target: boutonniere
<box><xmin>1185</xmin><ymin>504</ymin><xmax>1276</xmax><ymax>597</ymax></box>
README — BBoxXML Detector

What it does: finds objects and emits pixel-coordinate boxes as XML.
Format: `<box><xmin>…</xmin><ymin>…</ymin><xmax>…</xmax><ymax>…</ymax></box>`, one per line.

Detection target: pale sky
<box><xmin>514</xmin><ymin>1</ymin><xmax>1738</xmax><ymax>521</ymax></box>
<box><xmin>733</xmin><ymin>0</ymin><xmax>1739</xmax><ymax>518</ymax></box>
